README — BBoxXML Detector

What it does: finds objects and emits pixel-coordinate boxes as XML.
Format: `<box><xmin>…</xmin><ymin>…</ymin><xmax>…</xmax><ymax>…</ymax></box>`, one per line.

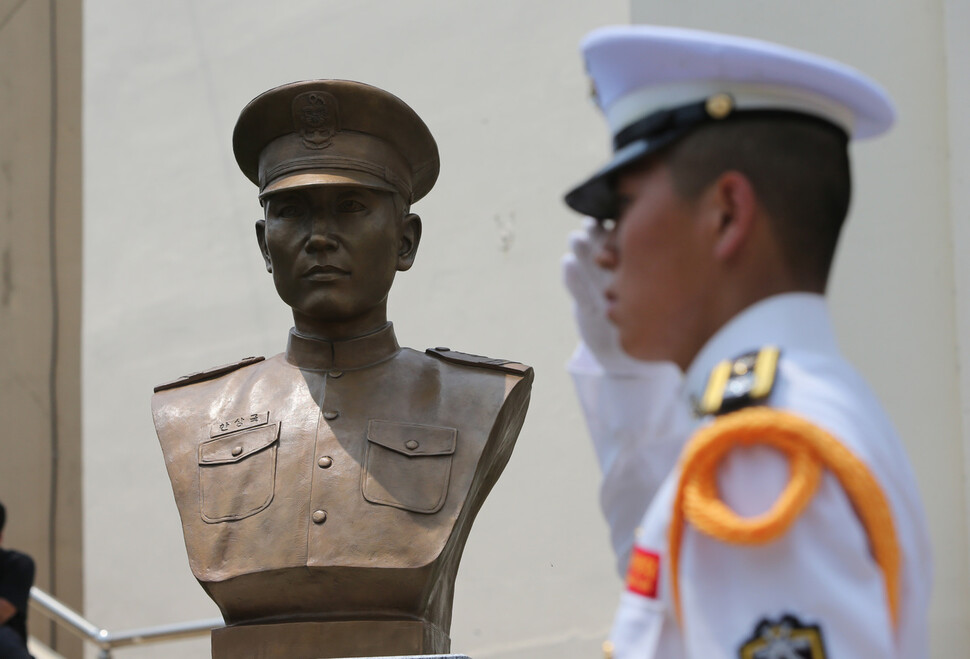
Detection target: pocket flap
<box><xmin>366</xmin><ymin>420</ymin><xmax>457</xmax><ymax>457</ymax></box>
<box><xmin>199</xmin><ymin>423</ymin><xmax>280</xmax><ymax>465</ymax></box>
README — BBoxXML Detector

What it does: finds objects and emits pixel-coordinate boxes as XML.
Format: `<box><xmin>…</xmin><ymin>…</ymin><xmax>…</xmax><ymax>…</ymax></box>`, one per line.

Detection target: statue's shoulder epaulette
<box><xmin>153</xmin><ymin>356</ymin><xmax>265</xmax><ymax>393</ymax></box>
<box><xmin>425</xmin><ymin>347</ymin><xmax>531</xmax><ymax>376</ymax></box>
<box><xmin>695</xmin><ymin>346</ymin><xmax>780</xmax><ymax>416</ymax></box>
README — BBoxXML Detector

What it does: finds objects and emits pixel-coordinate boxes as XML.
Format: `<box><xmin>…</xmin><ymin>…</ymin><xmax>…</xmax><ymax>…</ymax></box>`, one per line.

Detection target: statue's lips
<box><xmin>302</xmin><ymin>264</ymin><xmax>350</xmax><ymax>282</ymax></box>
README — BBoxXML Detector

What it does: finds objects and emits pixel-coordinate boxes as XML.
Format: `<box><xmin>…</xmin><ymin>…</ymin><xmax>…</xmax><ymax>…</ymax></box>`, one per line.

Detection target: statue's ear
<box><xmin>255</xmin><ymin>219</ymin><xmax>272</xmax><ymax>273</ymax></box>
<box><xmin>397</xmin><ymin>213</ymin><xmax>422</xmax><ymax>271</ymax></box>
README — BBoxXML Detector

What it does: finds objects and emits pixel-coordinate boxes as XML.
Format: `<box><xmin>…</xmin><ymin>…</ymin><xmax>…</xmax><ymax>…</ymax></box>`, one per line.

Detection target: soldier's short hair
<box><xmin>0</xmin><ymin>500</ymin><xmax>6</xmax><ymax>535</ymax></box>
<box><xmin>665</xmin><ymin>115</ymin><xmax>851</xmax><ymax>288</ymax></box>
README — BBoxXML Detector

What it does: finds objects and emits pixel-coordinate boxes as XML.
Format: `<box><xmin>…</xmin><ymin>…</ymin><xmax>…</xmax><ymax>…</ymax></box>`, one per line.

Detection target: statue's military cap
<box><xmin>233</xmin><ymin>80</ymin><xmax>439</xmax><ymax>204</ymax></box>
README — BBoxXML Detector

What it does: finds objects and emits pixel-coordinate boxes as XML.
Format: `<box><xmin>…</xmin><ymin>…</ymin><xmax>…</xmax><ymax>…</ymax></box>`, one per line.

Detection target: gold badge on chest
<box><xmin>738</xmin><ymin>614</ymin><xmax>827</xmax><ymax>659</ymax></box>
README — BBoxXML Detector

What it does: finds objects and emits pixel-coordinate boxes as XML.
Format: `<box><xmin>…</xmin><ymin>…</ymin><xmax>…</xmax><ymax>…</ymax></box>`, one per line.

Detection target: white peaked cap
<box><xmin>565</xmin><ymin>25</ymin><xmax>895</xmax><ymax>219</ymax></box>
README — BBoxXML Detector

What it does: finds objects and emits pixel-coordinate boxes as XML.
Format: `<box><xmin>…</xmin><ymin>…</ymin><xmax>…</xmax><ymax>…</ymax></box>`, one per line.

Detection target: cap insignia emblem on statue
<box><xmin>292</xmin><ymin>91</ymin><xmax>338</xmax><ymax>150</ymax></box>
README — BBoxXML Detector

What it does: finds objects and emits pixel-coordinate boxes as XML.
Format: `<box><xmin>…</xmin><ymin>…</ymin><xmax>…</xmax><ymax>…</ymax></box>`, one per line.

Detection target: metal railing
<box><xmin>28</xmin><ymin>586</ymin><xmax>224</xmax><ymax>658</ymax></box>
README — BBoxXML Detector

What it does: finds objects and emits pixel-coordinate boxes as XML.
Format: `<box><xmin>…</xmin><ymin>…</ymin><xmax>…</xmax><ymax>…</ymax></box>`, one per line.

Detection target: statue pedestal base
<box><xmin>211</xmin><ymin>620</ymin><xmax>458</xmax><ymax>659</ymax></box>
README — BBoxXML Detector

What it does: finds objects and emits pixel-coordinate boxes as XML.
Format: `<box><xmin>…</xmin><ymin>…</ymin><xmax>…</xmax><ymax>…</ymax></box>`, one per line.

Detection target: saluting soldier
<box><xmin>152</xmin><ymin>80</ymin><xmax>533</xmax><ymax>659</ymax></box>
<box><xmin>562</xmin><ymin>26</ymin><xmax>931</xmax><ymax>658</ymax></box>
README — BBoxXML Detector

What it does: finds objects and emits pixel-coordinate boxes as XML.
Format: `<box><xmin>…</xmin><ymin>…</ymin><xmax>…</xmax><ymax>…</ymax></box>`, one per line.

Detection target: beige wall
<box><xmin>945</xmin><ymin>0</ymin><xmax>970</xmax><ymax>592</ymax></box>
<box><xmin>0</xmin><ymin>0</ymin><xmax>83</xmax><ymax>656</ymax></box>
<box><xmin>629</xmin><ymin>0</ymin><xmax>969</xmax><ymax>654</ymax></box>
<box><xmin>82</xmin><ymin>2</ymin><xmax>627</xmax><ymax>657</ymax></box>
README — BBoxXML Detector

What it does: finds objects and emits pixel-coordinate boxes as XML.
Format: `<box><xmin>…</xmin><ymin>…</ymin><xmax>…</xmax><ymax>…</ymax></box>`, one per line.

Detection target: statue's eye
<box><xmin>275</xmin><ymin>203</ymin><xmax>304</xmax><ymax>219</ymax></box>
<box><xmin>336</xmin><ymin>199</ymin><xmax>366</xmax><ymax>213</ymax></box>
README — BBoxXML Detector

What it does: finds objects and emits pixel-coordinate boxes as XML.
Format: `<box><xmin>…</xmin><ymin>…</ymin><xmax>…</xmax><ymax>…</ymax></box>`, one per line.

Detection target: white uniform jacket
<box><xmin>570</xmin><ymin>293</ymin><xmax>931</xmax><ymax>658</ymax></box>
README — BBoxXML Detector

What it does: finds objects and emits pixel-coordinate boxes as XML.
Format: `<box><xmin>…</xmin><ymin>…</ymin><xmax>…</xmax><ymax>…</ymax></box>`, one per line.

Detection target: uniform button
<box><xmin>329</xmin><ymin>370</ymin><xmax>343</xmax><ymax>378</ymax></box>
<box><xmin>318</xmin><ymin>456</ymin><xmax>333</xmax><ymax>469</ymax></box>
<box><xmin>312</xmin><ymin>510</ymin><xmax>328</xmax><ymax>524</ymax></box>
<box><xmin>323</xmin><ymin>410</ymin><xmax>339</xmax><ymax>421</ymax></box>
<box><xmin>405</xmin><ymin>440</ymin><xmax>419</xmax><ymax>451</ymax></box>
<box><xmin>231</xmin><ymin>445</ymin><xmax>243</xmax><ymax>457</ymax></box>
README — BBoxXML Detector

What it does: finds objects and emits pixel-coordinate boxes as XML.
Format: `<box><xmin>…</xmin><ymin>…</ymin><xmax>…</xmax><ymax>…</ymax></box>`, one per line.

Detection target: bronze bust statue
<box><xmin>151</xmin><ymin>80</ymin><xmax>533</xmax><ymax>658</ymax></box>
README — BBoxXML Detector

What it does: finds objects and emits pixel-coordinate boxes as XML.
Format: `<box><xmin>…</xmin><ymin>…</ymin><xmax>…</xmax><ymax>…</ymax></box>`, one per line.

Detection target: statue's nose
<box><xmin>305</xmin><ymin>213</ymin><xmax>340</xmax><ymax>252</ymax></box>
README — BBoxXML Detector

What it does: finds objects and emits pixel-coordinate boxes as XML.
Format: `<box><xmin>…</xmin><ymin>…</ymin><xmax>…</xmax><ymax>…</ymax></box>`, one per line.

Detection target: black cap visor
<box><xmin>564</xmin><ymin>129</ymin><xmax>690</xmax><ymax>220</ymax></box>
<box><xmin>564</xmin><ymin>98</ymin><xmax>716</xmax><ymax>220</ymax></box>
<box><xmin>564</xmin><ymin>97</ymin><xmax>850</xmax><ymax>220</ymax></box>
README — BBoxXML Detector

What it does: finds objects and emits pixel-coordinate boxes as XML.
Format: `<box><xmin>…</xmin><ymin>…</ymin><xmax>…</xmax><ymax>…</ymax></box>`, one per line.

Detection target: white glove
<box><xmin>562</xmin><ymin>218</ymin><xmax>653</xmax><ymax>375</ymax></box>
<box><xmin>564</xmin><ymin>219</ymin><xmax>693</xmax><ymax>571</ymax></box>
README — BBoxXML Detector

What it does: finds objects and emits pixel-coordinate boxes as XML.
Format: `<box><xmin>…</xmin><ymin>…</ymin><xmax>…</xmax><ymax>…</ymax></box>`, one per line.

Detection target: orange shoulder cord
<box><xmin>669</xmin><ymin>407</ymin><xmax>901</xmax><ymax>628</ymax></box>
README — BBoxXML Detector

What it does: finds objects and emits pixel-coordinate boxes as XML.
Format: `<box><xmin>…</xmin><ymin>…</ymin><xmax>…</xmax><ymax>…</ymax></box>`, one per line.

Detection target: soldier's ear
<box><xmin>710</xmin><ymin>171</ymin><xmax>757</xmax><ymax>262</ymax></box>
<box><xmin>255</xmin><ymin>219</ymin><xmax>273</xmax><ymax>273</ymax></box>
<box><xmin>397</xmin><ymin>213</ymin><xmax>422</xmax><ymax>271</ymax></box>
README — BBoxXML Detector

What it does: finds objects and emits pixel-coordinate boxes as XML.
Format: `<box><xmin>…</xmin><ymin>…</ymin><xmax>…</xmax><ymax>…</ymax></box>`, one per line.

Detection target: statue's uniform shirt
<box><xmin>571</xmin><ymin>294</ymin><xmax>931</xmax><ymax>658</ymax></box>
<box><xmin>152</xmin><ymin>323</ymin><xmax>532</xmax><ymax>651</ymax></box>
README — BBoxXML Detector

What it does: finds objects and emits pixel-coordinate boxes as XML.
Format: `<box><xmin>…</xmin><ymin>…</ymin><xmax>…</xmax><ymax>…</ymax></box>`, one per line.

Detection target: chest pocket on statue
<box><xmin>198</xmin><ymin>422</ymin><xmax>280</xmax><ymax>523</ymax></box>
<box><xmin>362</xmin><ymin>420</ymin><xmax>457</xmax><ymax>514</ymax></box>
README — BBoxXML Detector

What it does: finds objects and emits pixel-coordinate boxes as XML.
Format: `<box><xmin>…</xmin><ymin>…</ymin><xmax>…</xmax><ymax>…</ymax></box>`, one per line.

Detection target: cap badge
<box><xmin>292</xmin><ymin>91</ymin><xmax>338</xmax><ymax>150</ymax></box>
<box><xmin>705</xmin><ymin>92</ymin><xmax>734</xmax><ymax>120</ymax></box>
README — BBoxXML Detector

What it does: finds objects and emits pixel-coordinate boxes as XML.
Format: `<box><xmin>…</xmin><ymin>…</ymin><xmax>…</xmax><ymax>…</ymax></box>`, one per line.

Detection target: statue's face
<box><xmin>257</xmin><ymin>185</ymin><xmax>419</xmax><ymax>323</ymax></box>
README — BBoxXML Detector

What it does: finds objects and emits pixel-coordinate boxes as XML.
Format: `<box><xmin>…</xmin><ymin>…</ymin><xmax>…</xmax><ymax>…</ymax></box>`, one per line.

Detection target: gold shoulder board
<box><xmin>696</xmin><ymin>345</ymin><xmax>780</xmax><ymax>416</ymax></box>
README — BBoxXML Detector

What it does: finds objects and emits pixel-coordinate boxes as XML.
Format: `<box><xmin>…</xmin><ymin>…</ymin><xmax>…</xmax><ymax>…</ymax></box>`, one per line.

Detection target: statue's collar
<box><xmin>285</xmin><ymin>323</ymin><xmax>400</xmax><ymax>371</ymax></box>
